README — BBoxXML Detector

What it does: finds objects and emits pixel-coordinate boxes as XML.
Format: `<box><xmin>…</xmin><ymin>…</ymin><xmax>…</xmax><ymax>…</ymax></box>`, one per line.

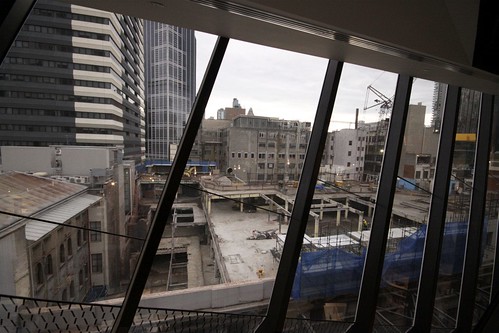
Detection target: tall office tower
<box><xmin>144</xmin><ymin>22</ymin><xmax>196</xmax><ymax>162</ymax></box>
<box><xmin>431</xmin><ymin>82</ymin><xmax>447</xmax><ymax>133</ymax></box>
<box><xmin>0</xmin><ymin>0</ymin><xmax>146</xmax><ymax>162</ymax></box>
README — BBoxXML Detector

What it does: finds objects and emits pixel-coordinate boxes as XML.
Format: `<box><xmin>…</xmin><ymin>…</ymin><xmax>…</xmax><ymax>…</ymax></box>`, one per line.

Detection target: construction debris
<box><xmin>247</xmin><ymin>229</ymin><xmax>277</xmax><ymax>240</ymax></box>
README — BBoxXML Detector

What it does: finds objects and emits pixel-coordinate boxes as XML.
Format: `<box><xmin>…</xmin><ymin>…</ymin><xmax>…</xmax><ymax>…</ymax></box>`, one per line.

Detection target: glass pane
<box><xmin>473</xmin><ymin>95</ymin><xmax>499</xmax><ymax>326</ymax></box>
<box><xmin>372</xmin><ymin>78</ymin><xmax>441</xmax><ymax>330</ymax></box>
<box><xmin>285</xmin><ymin>65</ymin><xmax>397</xmax><ymax>323</ymax></box>
<box><xmin>430</xmin><ymin>87</ymin><xmax>481</xmax><ymax>329</ymax></box>
<box><xmin>137</xmin><ymin>34</ymin><xmax>329</xmax><ymax>328</ymax></box>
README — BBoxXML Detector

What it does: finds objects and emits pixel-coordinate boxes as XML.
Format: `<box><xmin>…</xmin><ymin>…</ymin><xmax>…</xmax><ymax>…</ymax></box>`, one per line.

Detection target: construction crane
<box><xmin>364</xmin><ymin>84</ymin><xmax>393</xmax><ymax>120</ymax></box>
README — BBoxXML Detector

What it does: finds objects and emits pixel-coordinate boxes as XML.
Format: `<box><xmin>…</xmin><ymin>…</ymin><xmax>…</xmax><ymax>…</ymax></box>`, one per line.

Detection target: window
<box><xmin>59</xmin><ymin>244</ymin><xmax>65</xmax><ymax>264</ymax></box>
<box><xmin>79</xmin><ymin>269</ymin><xmax>84</xmax><ymax>287</ymax></box>
<box><xmin>348</xmin><ymin>151</ymin><xmax>352</xmax><ymax>156</ymax></box>
<box><xmin>347</xmin><ymin>162</ymin><xmax>351</xmax><ymax>167</ymax></box>
<box><xmin>237</xmin><ymin>152</ymin><xmax>242</xmax><ymax>158</ymax></box>
<box><xmin>46</xmin><ymin>254</ymin><xmax>53</xmax><ymax>275</ymax></box>
<box><xmin>250</xmin><ymin>152</ymin><xmax>255</xmax><ymax>159</ymax></box>
<box><xmin>244</xmin><ymin>152</ymin><xmax>248</xmax><ymax>158</ymax></box>
<box><xmin>69</xmin><ymin>281</ymin><xmax>75</xmax><ymax>298</ymax></box>
<box><xmin>90</xmin><ymin>221</ymin><xmax>102</xmax><ymax>242</ymax></box>
<box><xmin>36</xmin><ymin>262</ymin><xmax>44</xmax><ymax>285</ymax></box>
<box><xmin>67</xmin><ymin>237</ymin><xmax>73</xmax><ymax>256</ymax></box>
<box><xmin>415</xmin><ymin>171</ymin><xmax>421</xmax><ymax>179</ymax></box>
<box><xmin>349</xmin><ymin>140</ymin><xmax>352</xmax><ymax>145</ymax></box>
<box><xmin>77</xmin><ymin>230</ymin><xmax>82</xmax><ymax>247</ymax></box>
<box><xmin>92</xmin><ymin>253</ymin><xmax>103</xmax><ymax>273</ymax></box>
<box><xmin>231</xmin><ymin>152</ymin><xmax>235</xmax><ymax>158</ymax></box>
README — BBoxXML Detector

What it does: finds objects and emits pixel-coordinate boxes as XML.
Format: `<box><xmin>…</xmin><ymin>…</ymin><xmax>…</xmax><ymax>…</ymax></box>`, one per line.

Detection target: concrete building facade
<box><xmin>0</xmin><ymin>172</ymin><xmax>102</xmax><ymax>301</ymax></box>
<box><xmin>0</xmin><ymin>145</ymin><xmax>136</xmax><ymax>296</ymax></box>
<box><xmin>224</xmin><ymin>115</ymin><xmax>311</xmax><ymax>183</ymax></box>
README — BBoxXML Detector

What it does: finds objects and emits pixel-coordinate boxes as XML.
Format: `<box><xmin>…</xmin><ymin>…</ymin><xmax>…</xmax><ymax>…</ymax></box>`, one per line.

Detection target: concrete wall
<box><xmin>119</xmin><ymin>278</ymin><xmax>275</xmax><ymax>310</ymax></box>
<box><xmin>1</xmin><ymin>146</ymin><xmax>115</xmax><ymax>176</ymax></box>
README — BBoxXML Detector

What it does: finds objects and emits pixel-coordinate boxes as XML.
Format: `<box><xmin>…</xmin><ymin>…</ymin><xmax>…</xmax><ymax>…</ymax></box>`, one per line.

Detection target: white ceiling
<box><xmin>62</xmin><ymin>0</ymin><xmax>499</xmax><ymax>94</ymax></box>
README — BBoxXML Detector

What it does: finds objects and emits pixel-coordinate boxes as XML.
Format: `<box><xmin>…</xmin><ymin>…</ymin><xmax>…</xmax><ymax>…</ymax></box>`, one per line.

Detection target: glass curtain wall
<box><xmin>1</xmin><ymin>1</ymin><xmax>498</xmax><ymax>332</ymax></box>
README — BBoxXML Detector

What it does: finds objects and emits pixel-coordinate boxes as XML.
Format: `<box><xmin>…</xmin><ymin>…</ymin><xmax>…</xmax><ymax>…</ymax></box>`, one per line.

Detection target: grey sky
<box><xmin>195</xmin><ymin>32</ymin><xmax>435</xmax><ymax>130</ymax></box>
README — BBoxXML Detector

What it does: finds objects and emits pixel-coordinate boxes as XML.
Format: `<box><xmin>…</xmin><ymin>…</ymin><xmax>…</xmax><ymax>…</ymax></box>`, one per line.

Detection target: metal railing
<box><xmin>0</xmin><ymin>294</ymin><xmax>354</xmax><ymax>332</ymax></box>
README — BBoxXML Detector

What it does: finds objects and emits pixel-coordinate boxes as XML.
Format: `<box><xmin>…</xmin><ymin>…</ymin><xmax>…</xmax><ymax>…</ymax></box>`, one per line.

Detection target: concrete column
<box><xmin>240</xmin><ymin>196</ymin><xmax>244</xmax><ymax>212</ymax></box>
<box><xmin>345</xmin><ymin>199</ymin><xmax>349</xmax><ymax>219</ymax></box>
<box><xmin>336</xmin><ymin>210</ymin><xmax>341</xmax><ymax>226</ymax></box>
<box><xmin>368</xmin><ymin>205</ymin><xmax>373</xmax><ymax>217</ymax></box>
<box><xmin>358</xmin><ymin>213</ymin><xmax>364</xmax><ymax>232</ymax></box>
<box><xmin>207</xmin><ymin>195</ymin><xmax>212</xmax><ymax>215</ymax></box>
<box><xmin>285</xmin><ymin>200</ymin><xmax>289</xmax><ymax>212</ymax></box>
<box><xmin>319</xmin><ymin>199</ymin><xmax>324</xmax><ymax>220</ymax></box>
<box><xmin>314</xmin><ymin>216</ymin><xmax>319</xmax><ymax>237</ymax></box>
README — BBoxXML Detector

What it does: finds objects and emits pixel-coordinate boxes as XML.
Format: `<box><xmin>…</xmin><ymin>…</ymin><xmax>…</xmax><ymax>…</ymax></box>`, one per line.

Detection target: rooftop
<box><xmin>0</xmin><ymin>172</ymin><xmax>87</xmax><ymax>231</ymax></box>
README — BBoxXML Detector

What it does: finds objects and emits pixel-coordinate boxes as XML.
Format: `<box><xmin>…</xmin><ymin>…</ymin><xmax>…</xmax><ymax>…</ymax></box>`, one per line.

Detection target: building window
<box><xmin>347</xmin><ymin>162</ymin><xmax>351</xmax><ymax>167</ymax></box>
<box><xmin>250</xmin><ymin>152</ymin><xmax>255</xmax><ymax>159</ymax></box>
<box><xmin>90</xmin><ymin>221</ymin><xmax>102</xmax><ymax>242</ymax></box>
<box><xmin>62</xmin><ymin>289</ymin><xmax>68</xmax><ymax>301</ymax></box>
<box><xmin>69</xmin><ymin>281</ymin><xmax>75</xmax><ymax>299</ymax></box>
<box><xmin>77</xmin><ymin>230</ymin><xmax>82</xmax><ymax>247</ymax></box>
<box><xmin>67</xmin><ymin>237</ymin><xmax>73</xmax><ymax>256</ymax></box>
<box><xmin>92</xmin><ymin>253</ymin><xmax>103</xmax><ymax>273</ymax></box>
<box><xmin>244</xmin><ymin>152</ymin><xmax>248</xmax><ymax>158</ymax></box>
<box><xmin>349</xmin><ymin>140</ymin><xmax>352</xmax><ymax>145</ymax></box>
<box><xmin>415</xmin><ymin>171</ymin><xmax>421</xmax><ymax>179</ymax></box>
<box><xmin>83</xmin><ymin>223</ymin><xmax>88</xmax><ymax>242</ymax></box>
<box><xmin>46</xmin><ymin>254</ymin><xmax>53</xmax><ymax>275</ymax></box>
<box><xmin>59</xmin><ymin>244</ymin><xmax>65</xmax><ymax>264</ymax></box>
<box><xmin>348</xmin><ymin>151</ymin><xmax>352</xmax><ymax>156</ymax></box>
<box><xmin>36</xmin><ymin>262</ymin><xmax>44</xmax><ymax>285</ymax></box>
<box><xmin>231</xmin><ymin>152</ymin><xmax>235</xmax><ymax>158</ymax></box>
<box><xmin>79</xmin><ymin>269</ymin><xmax>84</xmax><ymax>287</ymax></box>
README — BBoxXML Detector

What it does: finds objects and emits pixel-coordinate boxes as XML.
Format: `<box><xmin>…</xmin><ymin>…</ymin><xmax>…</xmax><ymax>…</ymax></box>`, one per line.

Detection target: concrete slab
<box><xmin>210</xmin><ymin>200</ymin><xmax>288</xmax><ymax>282</ymax></box>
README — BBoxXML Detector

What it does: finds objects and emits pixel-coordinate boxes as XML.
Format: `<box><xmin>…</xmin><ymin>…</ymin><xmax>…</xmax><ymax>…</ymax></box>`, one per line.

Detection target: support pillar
<box><xmin>314</xmin><ymin>216</ymin><xmax>320</xmax><ymax>237</ymax></box>
<box><xmin>345</xmin><ymin>198</ymin><xmax>349</xmax><ymax>218</ymax></box>
<box><xmin>319</xmin><ymin>199</ymin><xmax>324</xmax><ymax>220</ymax></box>
<box><xmin>358</xmin><ymin>213</ymin><xmax>364</xmax><ymax>232</ymax></box>
<box><xmin>207</xmin><ymin>194</ymin><xmax>212</xmax><ymax>215</ymax></box>
<box><xmin>336</xmin><ymin>210</ymin><xmax>341</xmax><ymax>226</ymax></box>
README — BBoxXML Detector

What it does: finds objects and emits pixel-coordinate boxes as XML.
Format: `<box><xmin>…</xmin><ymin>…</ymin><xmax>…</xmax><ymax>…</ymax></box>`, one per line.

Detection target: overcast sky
<box><xmin>195</xmin><ymin>32</ymin><xmax>435</xmax><ymax>130</ymax></box>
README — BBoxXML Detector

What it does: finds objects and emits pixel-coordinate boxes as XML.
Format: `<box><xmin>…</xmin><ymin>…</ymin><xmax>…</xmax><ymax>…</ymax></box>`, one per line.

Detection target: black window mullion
<box><xmin>453</xmin><ymin>94</ymin><xmax>494</xmax><ymax>332</ymax></box>
<box><xmin>255</xmin><ymin>59</ymin><xmax>343</xmax><ymax>333</ymax></box>
<box><xmin>347</xmin><ymin>74</ymin><xmax>413</xmax><ymax>333</ymax></box>
<box><xmin>110</xmin><ymin>36</ymin><xmax>229</xmax><ymax>333</ymax></box>
<box><xmin>0</xmin><ymin>0</ymin><xmax>36</xmax><ymax>63</ymax></box>
<box><xmin>407</xmin><ymin>85</ymin><xmax>461</xmax><ymax>333</ymax></box>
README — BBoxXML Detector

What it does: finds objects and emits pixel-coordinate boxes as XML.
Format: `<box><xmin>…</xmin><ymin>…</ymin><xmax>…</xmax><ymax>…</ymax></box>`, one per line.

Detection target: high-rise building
<box><xmin>0</xmin><ymin>0</ymin><xmax>146</xmax><ymax>162</ymax></box>
<box><xmin>432</xmin><ymin>82</ymin><xmax>447</xmax><ymax>133</ymax></box>
<box><xmin>144</xmin><ymin>22</ymin><xmax>196</xmax><ymax>162</ymax></box>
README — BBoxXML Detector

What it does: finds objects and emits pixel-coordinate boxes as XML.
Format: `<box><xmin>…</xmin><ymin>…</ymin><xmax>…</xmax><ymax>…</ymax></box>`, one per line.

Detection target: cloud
<box><xmin>195</xmin><ymin>32</ymin><xmax>435</xmax><ymax>129</ymax></box>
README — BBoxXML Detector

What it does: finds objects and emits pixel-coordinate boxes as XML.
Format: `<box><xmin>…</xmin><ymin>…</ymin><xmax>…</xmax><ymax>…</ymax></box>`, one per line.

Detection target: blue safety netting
<box><xmin>291</xmin><ymin>221</ymin><xmax>483</xmax><ymax>300</ymax></box>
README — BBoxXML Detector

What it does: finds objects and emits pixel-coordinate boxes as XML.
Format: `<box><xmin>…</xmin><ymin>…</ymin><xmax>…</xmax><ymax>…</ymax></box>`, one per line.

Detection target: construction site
<box><xmin>125</xmin><ymin>168</ymin><xmax>497</xmax><ymax>328</ymax></box>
